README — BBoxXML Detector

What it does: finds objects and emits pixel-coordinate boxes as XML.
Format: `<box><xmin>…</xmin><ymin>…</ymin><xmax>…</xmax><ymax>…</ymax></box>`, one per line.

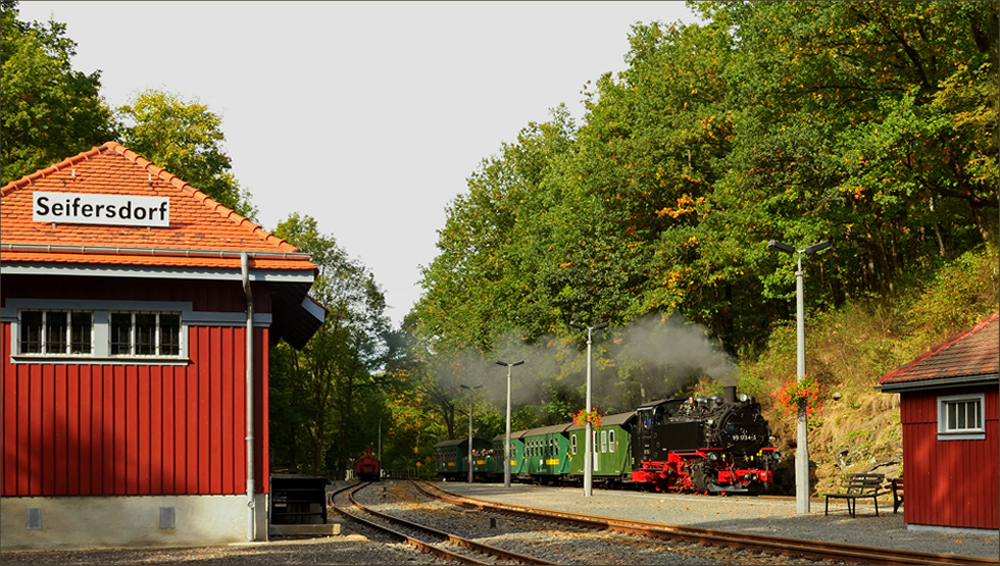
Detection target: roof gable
<box><xmin>1</xmin><ymin>142</ymin><xmax>314</xmax><ymax>272</ymax></box>
<box><xmin>879</xmin><ymin>312</ymin><xmax>999</xmax><ymax>390</ymax></box>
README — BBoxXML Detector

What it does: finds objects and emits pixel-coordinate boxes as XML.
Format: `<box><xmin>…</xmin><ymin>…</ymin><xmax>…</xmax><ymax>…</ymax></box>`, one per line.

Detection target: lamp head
<box><xmin>593</xmin><ymin>322</ymin><xmax>609</xmax><ymax>330</ymax></box>
<box><xmin>569</xmin><ymin>321</ymin><xmax>586</xmax><ymax>331</ymax></box>
<box><xmin>804</xmin><ymin>240</ymin><xmax>830</xmax><ymax>254</ymax></box>
<box><xmin>768</xmin><ymin>240</ymin><xmax>796</xmax><ymax>254</ymax></box>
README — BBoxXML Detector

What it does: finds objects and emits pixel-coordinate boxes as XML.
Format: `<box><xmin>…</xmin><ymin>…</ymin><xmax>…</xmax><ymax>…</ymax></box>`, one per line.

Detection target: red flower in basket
<box><xmin>573</xmin><ymin>407</ymin><xmax>603</xmax><ymax>429</ymax></box>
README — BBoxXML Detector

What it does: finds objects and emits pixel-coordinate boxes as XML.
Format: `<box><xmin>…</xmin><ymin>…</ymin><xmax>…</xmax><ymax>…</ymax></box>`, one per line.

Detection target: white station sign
<box><xmin>33</xmin><ymin>192</ymin><xmax>170</xmax><ymax>227</ymax></box>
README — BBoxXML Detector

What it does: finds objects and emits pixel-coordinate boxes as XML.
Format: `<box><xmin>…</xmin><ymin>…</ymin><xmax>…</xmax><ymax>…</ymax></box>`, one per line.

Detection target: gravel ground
<box><xmin>436</xmin><ymin>480</ymin><xmax>1000</xmax><ymax>560</ymax></box>
<box><xmin>3</xmin><ymin>480</ymin><xmax>995</xmax><ymax>565</ymax></box>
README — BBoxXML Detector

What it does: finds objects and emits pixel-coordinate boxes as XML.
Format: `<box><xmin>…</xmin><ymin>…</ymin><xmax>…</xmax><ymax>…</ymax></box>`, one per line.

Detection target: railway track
<box><xmin>414</xmin><ymin>480</ymin><xmax>997</xmax><ymax>566</ymax></box>
<box><xmin>331</xmin><ymin>481</ymin><xmax>558</xmax><ymax>565</ymax></box>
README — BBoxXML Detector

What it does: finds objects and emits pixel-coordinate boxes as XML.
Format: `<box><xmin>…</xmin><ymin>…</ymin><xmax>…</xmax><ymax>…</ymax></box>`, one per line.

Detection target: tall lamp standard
<box><xmin>495</xmin><ymin>360</ymin><xmax>524</xmax><ymax>488</ymax></box>
<box><xmin>460</xmin><ymin>384</ymin><xmax>483</xmax><ymax>484</ymax></box>
<box><xmin>768</xmin><ymin>239</ymin><xmax>830</xmax><ymax>514</ymax></box>
<box><xmin>569</xmin><ymin>321</ymin><xmax>608</xmax><ymax>497</ymax></box>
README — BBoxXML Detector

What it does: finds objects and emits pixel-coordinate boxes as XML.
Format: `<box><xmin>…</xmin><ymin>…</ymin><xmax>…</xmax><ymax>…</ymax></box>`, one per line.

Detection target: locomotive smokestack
<box><xmin>723</xmin><ymin>385</ymin><xmax>736</xmax><ymax>404</ymax></box>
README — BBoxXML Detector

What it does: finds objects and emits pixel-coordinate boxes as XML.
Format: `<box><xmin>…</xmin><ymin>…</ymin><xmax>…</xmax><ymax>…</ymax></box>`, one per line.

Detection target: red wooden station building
<box><xmin>878</xmin><ymin>311</ymin><xmax>999</xmax><ymax>533</ymax></box>
<box><xmin>0</xmin><ymin>142</ymin><xmax>325</xmax><ymax>549</ymax></box>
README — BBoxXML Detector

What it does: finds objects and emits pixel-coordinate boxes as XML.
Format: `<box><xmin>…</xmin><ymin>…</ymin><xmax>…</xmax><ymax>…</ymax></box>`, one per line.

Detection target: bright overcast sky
<box><xmin>17</xmin><ymin>1</ymin><xmax>700</xmax><ymax>328</ymax></box>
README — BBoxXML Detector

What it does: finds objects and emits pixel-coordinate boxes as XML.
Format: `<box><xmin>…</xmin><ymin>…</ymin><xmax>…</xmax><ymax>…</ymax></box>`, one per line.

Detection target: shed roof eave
<box><xmin>876</xmin><ymin>373</ymin><xmax>1000</xmax><ymax>393</ymax></box>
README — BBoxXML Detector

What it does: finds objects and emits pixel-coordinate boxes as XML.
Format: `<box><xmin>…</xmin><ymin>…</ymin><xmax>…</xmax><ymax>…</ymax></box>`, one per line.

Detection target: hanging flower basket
<box><xmin>573</xmin><ymin>407</ymin><xmax>603</xmax><ymax>429</ymax></box>
<box><xmin>771</xmin><ymin>375</ymin><xmax>825</xmax><ymax>417</ymax></box>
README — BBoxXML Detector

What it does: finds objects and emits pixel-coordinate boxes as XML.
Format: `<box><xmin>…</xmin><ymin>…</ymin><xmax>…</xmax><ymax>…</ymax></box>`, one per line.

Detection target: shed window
<box><xmin>18</xmin><ymin>310</ymin><xmax>92</xmax><ymax>355</ymax></box>
<box><xmin>938</xmin><ymin>394</ymin><xmax>985</xmax><ymax>440</ymax></box>
<box><xmin>571</xmin><ymin>434</ymin><xmax>577</xmax><ymax>455</ymax></box>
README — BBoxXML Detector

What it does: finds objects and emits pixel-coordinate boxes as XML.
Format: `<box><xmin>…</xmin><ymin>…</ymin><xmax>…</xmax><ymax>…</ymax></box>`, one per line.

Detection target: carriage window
<box><xmin>609</xmin><ymin>430</ymin><xmax>616</xmax><ymax>453</ymax></box>
<box><xmin>571</xmin><ymin>435</ymin><xmax>577</xmax><ymax>455</ymax></box>
<box><xmin>938</xmin><ymin>394</ymin><xmax>985</xmax><ymax>440</ymax></box>
<box><xmin>600</xmin><ymin>430</ymin><xmax>607</xmax><ymax>453</ymax></box>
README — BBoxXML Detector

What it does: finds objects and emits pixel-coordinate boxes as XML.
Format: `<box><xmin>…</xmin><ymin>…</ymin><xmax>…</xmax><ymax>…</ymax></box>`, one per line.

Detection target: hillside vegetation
<box><xmin>727</xmin><ymin>245</ymin><xmax>999</xmax><ymax>495</ymax></box>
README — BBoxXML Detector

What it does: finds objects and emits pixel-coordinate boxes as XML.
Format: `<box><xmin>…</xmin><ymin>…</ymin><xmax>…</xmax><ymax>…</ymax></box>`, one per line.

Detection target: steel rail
<box><xmin>331</xmin><ymin>482</ymin><xmax>558</xmax><ymax>565</ymax></box>
<box><xmin>415</xmin><ymin>480</ymin><xmax>998</xmax><ymax>566</ymax></box>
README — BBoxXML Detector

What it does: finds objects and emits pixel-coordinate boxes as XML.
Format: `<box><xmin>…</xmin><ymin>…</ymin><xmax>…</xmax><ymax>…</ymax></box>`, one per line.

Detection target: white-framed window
<box><xmin>7</xmin><ymin>299</ymin><xmax>191</xmax><ymax>364</ymax></box>
<box><xmin>600</xmin><ymin>430</ymin><xmax>608</xmax><ymax>453</ymax></box>
<box><xmin>110</xmin><ymin>311</ymin><xmax>181</xmax><ymax>357</ymax></box>
<box><xmin>609</xmin><ymin>429</ymin><xmax>616</xmax><ymax>453</ymax></box>
<box><xmin>570</xmin><ymin>434</ymin><xmax>577</xmax><ymax>455</ymax></box>
<box><xmin>937</xmin><ymin>393</ymin><xmax>985</xmax><ymax>440</ymax></box>
<box><xmin>18</xmin><ymin>310</ymin><xmax>94</xmax><ymax>355</ymax></box>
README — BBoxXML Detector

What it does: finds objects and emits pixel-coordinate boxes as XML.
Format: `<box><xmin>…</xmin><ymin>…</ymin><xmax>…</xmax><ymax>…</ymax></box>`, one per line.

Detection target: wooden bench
<box><xmin>824</xmin><ymin>473</ymin><xmax>884</xmax><ymax>518</ymax></box>
<box><xmin>890</xmin><ymin>477</ymin><xmax>903</xmax><ymax>513</ymax></box>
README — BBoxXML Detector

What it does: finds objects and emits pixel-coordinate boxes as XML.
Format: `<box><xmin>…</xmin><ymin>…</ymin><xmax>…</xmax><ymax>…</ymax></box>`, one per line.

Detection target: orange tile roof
<box><xmin>879</xmin><ymin>312</ymin><xmax>999</xmax><ymax>388</ymax></box>
<box><xmin>1</xmin><ymin>142</ymin><xmax>316</xmax><ymax>273</ymax></box>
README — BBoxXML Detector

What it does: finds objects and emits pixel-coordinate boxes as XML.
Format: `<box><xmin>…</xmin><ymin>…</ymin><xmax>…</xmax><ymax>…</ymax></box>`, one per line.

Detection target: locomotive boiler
<box><xmin>632</xmin><ymin>385</ymin><xmax>779</xmax><ymax>494</ymax></box>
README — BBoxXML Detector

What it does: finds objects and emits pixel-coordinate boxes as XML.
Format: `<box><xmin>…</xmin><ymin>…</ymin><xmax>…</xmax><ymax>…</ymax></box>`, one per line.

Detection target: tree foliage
<box><xmin>268</xmin><ymin>213</ymin><xmax>394</xmax><ymax>475</ymax></box>
<box><xmin>118</xmin><ymin>89</ymin><xmax>257</xmax><ymax>220</ymax></box>
<box><xmin>0</xmin><ymin>0</ymin><xmax>116</xmax><ymax>184</ymax></box>
<box><xmin>410</xmin><ymin>1</ymin><xmax>999</xmax><ymax>424</ymax></box>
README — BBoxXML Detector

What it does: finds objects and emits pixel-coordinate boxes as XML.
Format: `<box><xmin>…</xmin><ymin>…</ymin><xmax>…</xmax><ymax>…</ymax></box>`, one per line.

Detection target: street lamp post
<box><xmin>460</xmin><ymin>384</ymin><xmax>483</xmax><ymax>484</ymax></box>
<box><xmin>569</xmin><ymin>321</ymin><xmax>608</xmax><ymax>498</ymax></box>
<box><xmin>378</xmin><ymin>416</ymin><xmax>385</xmax><ymax>479</ymax></box>
<box><xmin>496</xmin><ymin>360</ymin><xmax>525</xmax><ymax>488</ymax></box>
<box><xmin>768</xmin><ymin>239</ymin><xmax>830</xmax><ymax>514</ymax></box>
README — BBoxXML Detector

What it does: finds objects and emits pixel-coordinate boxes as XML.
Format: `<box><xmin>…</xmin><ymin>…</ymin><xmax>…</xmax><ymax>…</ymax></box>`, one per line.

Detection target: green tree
<box><xmin>0</xmin><ymin>0</ymin><xmax>116</xmax><ymax>184</ymax></box>
<box><xmin>118</xmin><ymin>89</ymin><xmax>257</xmax><ymax>220</ymax></box>
<box><xmin>269</xmin><ymin>213</ymin><xmax>392</xmax><ymax>474</ymax></box>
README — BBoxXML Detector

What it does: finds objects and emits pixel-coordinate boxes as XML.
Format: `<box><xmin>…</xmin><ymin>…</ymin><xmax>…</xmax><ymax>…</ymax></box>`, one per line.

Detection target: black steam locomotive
<box><xmin>433</xmin><ymin>384</ymin><xmax>781</xmax><ymax>494</ymax></box>
<box><xmin>632</xmin><ymin>385</ymin><xmax>780</xmax><ymax>493</ymax></box>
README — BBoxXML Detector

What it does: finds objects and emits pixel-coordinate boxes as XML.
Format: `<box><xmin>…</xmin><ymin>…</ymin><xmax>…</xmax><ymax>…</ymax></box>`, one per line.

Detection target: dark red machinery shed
<box><xmin>878</xmin><ymin>312</ymin><xmax>999</xmax><ymax>532</ymax></box>
<box><xmin>1</xmin><ymin>142</ymin><xmax>324</xmax><ymax>549</ymax></box>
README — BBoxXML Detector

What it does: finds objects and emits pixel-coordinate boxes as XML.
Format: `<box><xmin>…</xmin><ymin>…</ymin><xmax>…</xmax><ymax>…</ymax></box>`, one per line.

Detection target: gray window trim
<box><xmin>4</xmin><ymin>298</ymin><xmax>268</xmax><ymax>365</ymax></box>
<box><xmin>937</xmin><ymin>393</ymin><xmax>986</xmax><ymax>441</ymax></box>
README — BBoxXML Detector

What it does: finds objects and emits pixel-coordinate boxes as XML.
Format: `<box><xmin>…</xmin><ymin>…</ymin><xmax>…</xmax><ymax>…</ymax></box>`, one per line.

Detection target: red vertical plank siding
<box><xmin>114</xmin><ymin>366</ymin><xmax>127</xmax><ymax>494</ymax></box>
<box><xmin>174</xmin><ymin>363</ymin><xmax>187</xmax><ymax>496</ymax></box>
<box><xmin>65</xmin><ymin>365</ymin><xmax>79</xmax><ymax>494</ymax></box>
<box><xmin>90</xmin><ymin>369</ymin><xmax>104</xmax><ymax>494</ymax></box>
<box><xmin>900</xmin><ymin>388</ymin><xmax>999</xmax><ymax>530</ymax></box>
<box><xmin>161</xmin><ymin>367</ymin><xmax>175</xmax><ymax>494</ymax></box>
<box><xmin>1</xmin><ymin>305</ymin><xmax>271</xmax><ymax>499</ymax></box>
<box><xmin>16</xmin><ymin>366</ymin><xmax>30</xmax><ymax>494</ymax></box>
<box><xmin>200</xmin><ymin>327</ymin><xmax>212</xmax><ymax>493</ymax></box>
<box><xmin>54</xmin><ymin>365</ymin><xmax>68</xmax><ymax>494</ymax></box>
<box><xmin>209</xmin><ymin>327</ymin><xmax>223</xmax><ymax>493</ymax></box>
<box><xmin>30</xmin><ymin>365</ymin><xmax>44</xmax><ymax>494</ymax></box>
<box><xmin>138</xmin><ymin>365</ymin><xmax>151</xmax><ymax>494</ymax></box>
<box><xmin>149</xmin><ymin>366</ymin><xmax>162</xmax><ymax>494</ymax></box>
<box><xmin>233</xmin><ymin>328</ymin><xmax>246</xmax><ymax>496</ymax></box>
<box><xmin>221</xmin><ymin>328</ymin><xmax>234</xmax><ymax>493</ymax></box>
<box><xmin>259</xmin><ymin>327</ymin><xmax>269</xmax><ymax>494</ymax></box>
<box><xmin>77</xmin><ymin>366</ymin><xmax>92</xmax><ymax>496</ymax></box>
<box><xmin>187</xmin><ymin>347</ymin><xmax>199</xmax><ymax>494</ymax></box>
<box><xmin>2</xmin><ymin>327</ymin><xmax>15</xmax><ymax>495</ymax></box>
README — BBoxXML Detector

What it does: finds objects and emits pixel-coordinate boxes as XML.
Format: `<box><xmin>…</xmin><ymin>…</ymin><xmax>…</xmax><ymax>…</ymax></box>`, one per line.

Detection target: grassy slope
<box><xmin>709</xmin><ymin>246</ymin><xmax>998</xmax><ymax>496</ymax></box>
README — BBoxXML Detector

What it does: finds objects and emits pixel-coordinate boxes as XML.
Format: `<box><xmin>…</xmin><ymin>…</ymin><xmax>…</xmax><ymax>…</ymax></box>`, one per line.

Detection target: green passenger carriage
<box><xmin>433</xmin><ymin>437</ymin><xmax>492</xmax><ymax>481</ymax></box>
<box><xmin>492</xmin><ymin>430</ymin><xmax>528</xmax><ymax>477</ymax></box>
<box><xmin>567</xmin><ymin>411</ymin><xmax>636</xmax><ymax>486</ymax></box>
<box><xmin>521</xmin><ymin>423</ymin><xmax>573</xmax><ymax>482</ymax></box>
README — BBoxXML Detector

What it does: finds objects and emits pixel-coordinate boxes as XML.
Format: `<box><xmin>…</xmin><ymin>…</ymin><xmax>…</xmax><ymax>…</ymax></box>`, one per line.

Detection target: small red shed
<box><xmin>0</xmin><ymin>142</ymin><xmax>325</xmax><ymax>549</ymax></box>
<box><xmin>878</xmin><ymin>312</ymin><xmax>999</xmax><ymax>533</ymax></box>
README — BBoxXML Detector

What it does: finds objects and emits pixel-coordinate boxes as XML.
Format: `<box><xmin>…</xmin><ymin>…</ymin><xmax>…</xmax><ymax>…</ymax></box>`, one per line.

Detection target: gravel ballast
<box><xmin>436</xmin><ymin>480</ymin><xmax>999</xmax><ymax>560</ymax></box>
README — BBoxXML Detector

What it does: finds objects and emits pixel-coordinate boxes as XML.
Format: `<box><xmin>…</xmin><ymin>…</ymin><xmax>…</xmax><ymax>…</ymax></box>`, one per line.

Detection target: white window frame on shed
<box><xmin>937</xmin><ymin>393</ymin><xmax>986</xmax><ymax>441</ymax></box>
